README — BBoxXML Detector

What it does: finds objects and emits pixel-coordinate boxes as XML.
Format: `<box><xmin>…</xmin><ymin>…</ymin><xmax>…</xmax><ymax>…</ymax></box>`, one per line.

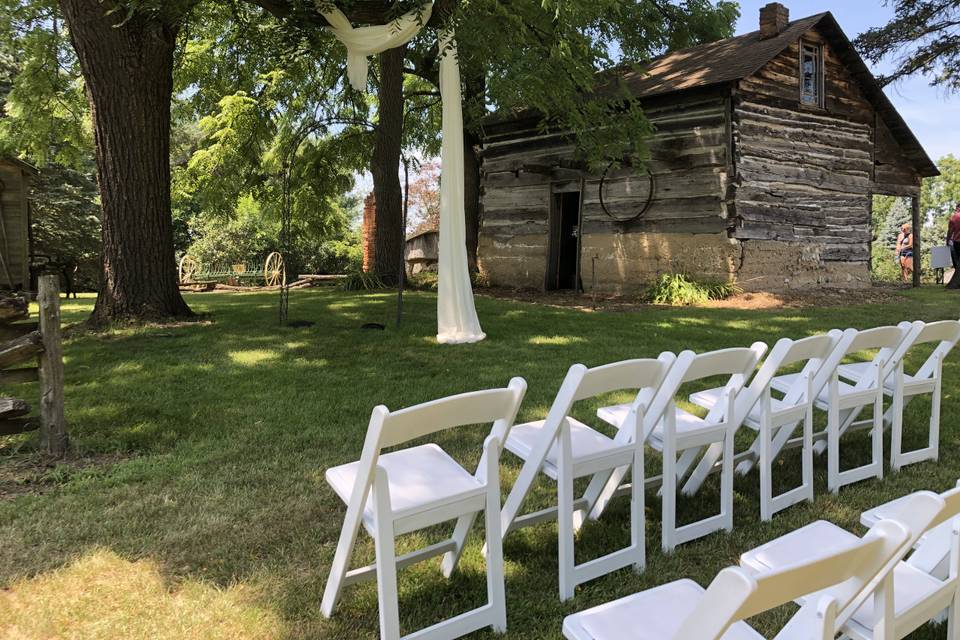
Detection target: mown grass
<box><xmin>1</xmin><ymin>287</ymin><xmax>959</xmax><ymax>638</ymax></box>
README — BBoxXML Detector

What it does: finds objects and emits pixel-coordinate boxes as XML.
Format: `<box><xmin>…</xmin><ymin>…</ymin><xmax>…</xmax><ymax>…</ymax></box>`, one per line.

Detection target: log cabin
<box><xmin>0</xmin><ymin>157</ymin><xmax>38</xmax><ymax>293</ymax></box>
<box><xmin>477</xmin><ymin>3</ymin><xmax>939</xmax><ymax>293</ymax></box>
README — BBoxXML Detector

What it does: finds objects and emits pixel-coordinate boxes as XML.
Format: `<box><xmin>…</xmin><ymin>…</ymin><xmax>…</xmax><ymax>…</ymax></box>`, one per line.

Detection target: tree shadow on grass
<box><xmin>2</xmin><ymin>288</ymin><xmax>959</xmax><ymax>639</ymax></box>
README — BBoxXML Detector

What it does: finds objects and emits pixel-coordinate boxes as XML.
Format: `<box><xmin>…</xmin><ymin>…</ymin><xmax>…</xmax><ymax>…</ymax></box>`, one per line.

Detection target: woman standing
<box><xmin>896</xmin><ymin>222</ymin><xmax>914</xmax><ymax>285</ymax></box>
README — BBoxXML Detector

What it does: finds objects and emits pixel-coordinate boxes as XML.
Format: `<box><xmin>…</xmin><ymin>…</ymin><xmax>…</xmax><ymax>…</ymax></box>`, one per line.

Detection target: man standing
<box><xmin>948</xmin><ymin>205</ymin><xmax>960</xmax><ymax>289</ymax></box>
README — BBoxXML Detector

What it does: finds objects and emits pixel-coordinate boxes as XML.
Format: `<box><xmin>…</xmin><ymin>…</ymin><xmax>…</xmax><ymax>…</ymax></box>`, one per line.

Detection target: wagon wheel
<box><xmin>178</xmin><ymin>255</ymin><xmax>200</xmax><ymax>284</ymax></box>
<box><xmin>264</xmin><ymin>252</ymin><xmax>286</xmax><ymax>287</ymax></box>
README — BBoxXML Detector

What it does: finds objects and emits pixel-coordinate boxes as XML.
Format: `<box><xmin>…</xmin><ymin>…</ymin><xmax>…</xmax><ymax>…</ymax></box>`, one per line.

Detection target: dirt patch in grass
<box><xmin>0</xmin><ymin>451</ymin><xmax>133</xmax><ymax>501</ymax></box>
<box><xmin>479</xmin><ymin>285</ymin><xmax>909</xmax><ymax>312</ymax></box>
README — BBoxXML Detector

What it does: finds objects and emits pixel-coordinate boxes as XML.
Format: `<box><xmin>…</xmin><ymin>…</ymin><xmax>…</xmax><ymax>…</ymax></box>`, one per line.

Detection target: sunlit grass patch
<box><xmin>528</xmin><ymin>335</ymin><xmax>587</xmax><ymax>346</ymax></box>
<box><xmin>0</xmin><ymin>550</ymin><xmax>282</xmax><ymax>639</ymax></box>
<box><xmin>228</xmin><ymin>349</ymin><xmax>281</xmax><ymax>366</ymax></box>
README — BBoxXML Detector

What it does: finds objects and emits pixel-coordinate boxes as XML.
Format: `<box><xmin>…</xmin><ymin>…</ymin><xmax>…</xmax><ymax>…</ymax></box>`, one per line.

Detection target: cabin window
<box><xmin>800</xmin><ymin>43</ymin><xmax>823</xmax><ymax>107</ymax></box>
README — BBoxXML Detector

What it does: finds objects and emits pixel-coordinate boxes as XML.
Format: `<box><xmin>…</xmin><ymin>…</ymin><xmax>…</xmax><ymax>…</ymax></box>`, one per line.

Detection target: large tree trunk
<box><xmin>369</xmin><ymin>45</ymin><xmax>406</xmax><ymax>284</ymax></box>
<box><xmin>463</xmin><ymin>74</ymin><xmax>486</xmax><ymax>272</ymax></box>
<box><xmin>59</xmin><ymin>1</ymin><xmax>191</xmax><ymax>323</ymax></box>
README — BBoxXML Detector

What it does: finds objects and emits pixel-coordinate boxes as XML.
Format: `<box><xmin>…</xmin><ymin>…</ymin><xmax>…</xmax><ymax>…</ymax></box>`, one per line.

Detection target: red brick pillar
<box><xmin>362</xmin><ymin>192</ymin><xmax>376</xmax><ymax>273</ymax></box>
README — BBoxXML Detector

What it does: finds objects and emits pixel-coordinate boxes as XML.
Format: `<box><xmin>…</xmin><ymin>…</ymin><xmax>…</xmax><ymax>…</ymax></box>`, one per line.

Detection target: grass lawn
<box><xmin>1</xmin><ymin>287</ymin><xmax>959</xmax><ymax>639</ymax></box>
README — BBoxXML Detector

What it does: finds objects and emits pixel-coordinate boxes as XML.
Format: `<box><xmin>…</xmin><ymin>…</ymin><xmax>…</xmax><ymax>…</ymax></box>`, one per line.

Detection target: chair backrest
<box><xmin>377</xmin><ymin>378</ymin><xmax>528</xmax><ymax>448</ymax></box>
<box><xmin>673</xmin><ymin>519</ymin><xmax>912</xmax><ymax>640</ymax></box>
<box><xmin>910</xmin><ymin>320</ymin><xmax>960</xmax><ymax>381</ymax></box>
<box><xmin>907</xmin><ymin>485</ymin><xmax>960</xmax><ymax>574</ymax></box>
<box><xmin>810</xmin><ymin>328</ymin><xmax>858</xmax><ymax>397</ymax></box>
<box><xmin>734</xmin><ymin>332</ymin><xmax>841</xmax><ymax>425</ymax></box>
<box><xmin>679</xmin><ymin>344</ymin><xmax>767</xmax><ymax>425</ymax></box>
<box><xmin>843</xmin><ymin>323</ymin><xmax>916</xmax><ymax>391</ymax></box>
<box><xmin>540</xmin><ymin>354</ymin><xmax>675</xmax><ymax>445</ymax></box>
<box><xmin>344</xmin><ymin>379</ymin><xmax>528</xmax><ymax>510</ymax></box>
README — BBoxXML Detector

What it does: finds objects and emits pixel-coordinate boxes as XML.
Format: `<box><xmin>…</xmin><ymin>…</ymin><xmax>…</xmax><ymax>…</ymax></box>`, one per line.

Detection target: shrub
<box><xmin>338</xmin><ymin>271</ymin><xmax>387</xmax><ymax>291</ymax></box>
<box><xmin>643</xmin><ymin>273</ymin><xmax>740</xmax><ymax>306</ymax></box>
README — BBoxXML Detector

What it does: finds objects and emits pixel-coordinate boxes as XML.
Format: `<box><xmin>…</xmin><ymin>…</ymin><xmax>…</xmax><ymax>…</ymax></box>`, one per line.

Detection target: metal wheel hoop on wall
<box><xmin>598</xmin><ymin>161</ymin><xmax>655</xmax><ymax>224</ymax></box>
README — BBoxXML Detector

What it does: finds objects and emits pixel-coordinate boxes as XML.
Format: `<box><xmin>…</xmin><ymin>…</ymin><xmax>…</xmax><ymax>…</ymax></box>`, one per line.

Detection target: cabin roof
<box><xmin>0</xmin><ymin>156</ymin><xmax>39</xmax><ymax>175</ymax></box>
<box><xmin>486</xmin><ymin>12</ymin><xmax>938</xmax><ymax>178</ymax></box>
<box><xmin>606</xmin><ymin>13</ymin><xmax>828</xmax><ymax>99</ymax></box>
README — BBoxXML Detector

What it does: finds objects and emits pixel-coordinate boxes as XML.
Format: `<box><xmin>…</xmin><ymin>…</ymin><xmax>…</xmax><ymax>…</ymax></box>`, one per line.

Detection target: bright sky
<box><xmin>735</xmin><ymin>0</ymin><xmax>960</xmax><ymax>162</ymax></box>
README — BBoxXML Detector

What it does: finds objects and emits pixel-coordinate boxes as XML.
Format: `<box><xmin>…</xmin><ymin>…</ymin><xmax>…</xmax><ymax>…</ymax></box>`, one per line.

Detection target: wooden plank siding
<box><xmin>732</xmin><ymin>28</ymin><xmax>877</xmax><ymax>271</ymax></box>
<box><xmin>479</xmin><ymin>89</ymin><xmax>733</xmax><ymax>289</ymax></box>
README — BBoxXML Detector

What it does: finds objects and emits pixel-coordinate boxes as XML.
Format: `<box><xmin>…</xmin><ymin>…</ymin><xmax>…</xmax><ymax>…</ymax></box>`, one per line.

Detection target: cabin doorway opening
<box><xmin>548</xmin><ymin>191</ymin><xmax>581</xmax><ymax>290</ymax></box>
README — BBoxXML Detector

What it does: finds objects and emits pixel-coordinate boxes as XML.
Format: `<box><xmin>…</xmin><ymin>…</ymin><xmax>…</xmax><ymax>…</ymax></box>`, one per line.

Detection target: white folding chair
<box><xmin>321</xmin><ymin>378</ymin><xmax>527</xmax><ymax>640</ymax></box>
<box><xmin>773</xmin><ymin>325</ymin><xmax>912</xmax><ymax>492</ymax></box>
<box><xmin>862</xmin><ymin>480</ymin><xmax>960</xmax><ymax>581</ymax></box>
<box><xmin>599</xmin><ymin>345</ymin><xmax>767</xmax><ymax>552</ymax></box>
<box><xmin>686</xmin><ymin>332</ymin><xmax>841</xmax><ymax>520</ymax></box>
<box><xmin>563</xmin><ymin>517</ymin><xmax>911</xmax><ymax>640</ymax></box>
<box><xmin>742</xmin><ymin>488</ymin><xmax>960</xmax><ymax>639</ymax></box>
<box><xmin>499</xmin><ymin>356</ymin><xmax>674</xmax><ymax>601</ymax></box>
<box><xmin>838</xmin><ymin>319</ymin><xmax>960</xmax><ymax>471</ymax></box>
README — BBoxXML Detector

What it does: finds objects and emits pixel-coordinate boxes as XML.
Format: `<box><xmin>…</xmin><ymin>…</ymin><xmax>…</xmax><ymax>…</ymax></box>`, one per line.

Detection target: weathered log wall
<box><xmin>479</xmin><ymin>89</ymin><xmax>733</xmax><ymax>290</ymax></box>
<box><xmin>731</xmin><ymin>29</ymin><xmax>878</xmax><ymax>287</ymax></box>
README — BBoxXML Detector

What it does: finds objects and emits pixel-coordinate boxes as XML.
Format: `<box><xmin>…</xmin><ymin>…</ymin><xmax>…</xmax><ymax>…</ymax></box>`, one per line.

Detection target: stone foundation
<box><xmin>478</xmin><ymin>230</ymin><xmax>871</xmax><ymax>293</ymax></box>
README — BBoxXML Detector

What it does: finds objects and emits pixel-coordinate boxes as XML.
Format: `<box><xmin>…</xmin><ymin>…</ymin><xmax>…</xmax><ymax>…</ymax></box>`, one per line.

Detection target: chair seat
<box><xmin>839</xmin><ymin>362</ymin><xmax>929</xmax><ymax>394</ymax></box>
<box><xmin>740</xmin><ymin>519</ymin><xmax>945</xmax><ymax>629</ymax></box>
<box><xmin>597</xmin><ymin>403</ymin><xmax>631</xmax><ymax>428</ymax></box>
<box><xmin>772</xmin><ymin>372</ymin><xmax>857</xmax><ymax>407</ymax></box>
<box><xmin>326</xmin><ymin>444</ymin><xmax>484</xmax><ymax>529</ymax></box>
<box><xmin>648</xmin><ymin>408</ymin><xmax>727</xmax><ymax>450</ymax></box>
<box><xmin>689</xmin><ymin>386</ymin><xmax>793</xmax><ymax>428</ymax></box>
<box><xmin>847</xmin><ymin>562</ymin><xmax>945</xmax><ymax>631</ymax></box>
<box><xmin>861</xmin><ymin>491</ymin><xmax>941</xmax><ymax>529</ymax></box>
<box><xmin>741</xmin><ymin>520</ymin><xmax>862</xmax><ymax>575</ymax></box>
<box><xmin>598</xmin><ymin>403</ymin><xmax>726</xmax><ymax>443</ymax></box>
<box><xmin>563</xmin><ymin>579</ymin><xmax>763</xmax><ymax>640</ymax></box>
<box><xmin>505</xmin><ymin>418</ymin><xmax>617</xmax><ymax>477</ymax></box>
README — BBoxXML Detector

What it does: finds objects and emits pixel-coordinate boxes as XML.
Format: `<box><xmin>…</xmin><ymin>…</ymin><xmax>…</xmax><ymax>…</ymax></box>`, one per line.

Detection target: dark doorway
<box><xmin>548</xmin><ymin>191</ymin><xmax>581</xmax><ymax>290</ymax></box>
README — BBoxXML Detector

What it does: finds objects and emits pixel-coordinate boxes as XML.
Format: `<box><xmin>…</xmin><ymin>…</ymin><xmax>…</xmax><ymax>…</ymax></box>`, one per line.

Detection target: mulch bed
<box><xmin>478</xmin><ymin>285</ymin><xmax>911</xmax><ymax>312</ymax></box>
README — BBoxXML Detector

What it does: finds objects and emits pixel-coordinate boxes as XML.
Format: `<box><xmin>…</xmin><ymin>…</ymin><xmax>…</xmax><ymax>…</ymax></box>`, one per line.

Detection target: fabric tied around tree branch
<box><xmin>319</xmin><ymin>2</ymin><xmax>486</xmax><ymax>344</ymax></box>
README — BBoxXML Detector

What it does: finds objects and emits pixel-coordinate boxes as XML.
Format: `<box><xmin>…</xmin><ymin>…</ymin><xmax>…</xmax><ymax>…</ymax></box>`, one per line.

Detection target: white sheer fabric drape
<box><xmin>319</xmin><ymin>3</ymin><xmax>485</xmax><ymax>344</ymax></box>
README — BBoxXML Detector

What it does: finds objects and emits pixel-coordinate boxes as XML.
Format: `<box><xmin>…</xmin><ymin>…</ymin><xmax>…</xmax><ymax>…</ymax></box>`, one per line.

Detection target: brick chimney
<box><xmin>759</xmin><ymin>2</ymin><xmax>789</xmax><ymax>39</ymax></box>
<box><xmin>362</xmin><ymin>192</ymin><xmax>377</xmax><ymax>273</ymax></box>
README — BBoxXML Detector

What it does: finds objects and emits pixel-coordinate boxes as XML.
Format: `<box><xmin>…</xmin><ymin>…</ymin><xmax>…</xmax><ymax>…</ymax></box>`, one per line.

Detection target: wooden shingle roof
<box><xmin>602</xmin><ymin>12</ymin><xmax>937</xmax><ymax>177</ymax></box>
<box><xmin>607</xmin><ymin>13</ymin><xmax>827</xmax><ymax>99</ymax></box>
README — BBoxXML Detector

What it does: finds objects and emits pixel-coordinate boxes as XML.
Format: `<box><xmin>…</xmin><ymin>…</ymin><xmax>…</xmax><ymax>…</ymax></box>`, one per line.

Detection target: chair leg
<box><xmin>321</xmin><ymin>483</ymin><xmax>369</xmax><ymax>618</ymax></box>
<box><xmin>372</xmin><ymin>469</ymin><xmax>401</xmax><ymax>640</ymax></box>
<box><xmin>948</xmin><ymin>584</ymin><xmax>960</xmax><ymax>640</ymax></box>
<box><xmin>484</xmin><ymin>441</ymin><xmax>507</xmax><ymax>634</ymax></box>
<box><xmin>759</xmin><ymin>414</ymin><xmax>773</xmax><ymax>522</ymax></box>
<box><xmin>827</xmin><ymin>389</ymin><xmax>840</xmax><ymax>494</ymax></box>
<box><xmin>872</xmin><ymin>390</ymin><xmax>884</xmax><ymax>482</ymax></box>
<box><xmin>802</xmin><ymin>402</ymin><xmax>814</xmax><ymax>504</ymax></box>
<box><xmin>721</xmin><ymin>430</ymin><xmax>734</xmax><ymax>533</ymax></box>
<box><xmin>931</xmin><ymin>374</ymin><xmax>942</xmax><ymax>462</ymax></box>
<box><xmin>631</xmin><ymin>442</ymin><xmax>646</xmax><ymax>573</ymax></box>
<box><xmin>681</xmin><ymin>442</ymin><xmax>722</xmax><ymax>497</ymax></box>
<box><xmin>441</xmin><ymin>513</ymin><xmax>477</xmax><ymax>578</ymax></box>
<box><xmin>557</xmin><ymin>427</ymin><xmax>576</xmax><ymax>602</ymax></box>
<box><xmin>890</xmin><ymin>388</ymin><xmax>904</xmax><ymax>473</ymax></box>
<box><xmin>662</xmin><ymin>445</ymin><xmax>678</xmax><ymax>553</ymax></box>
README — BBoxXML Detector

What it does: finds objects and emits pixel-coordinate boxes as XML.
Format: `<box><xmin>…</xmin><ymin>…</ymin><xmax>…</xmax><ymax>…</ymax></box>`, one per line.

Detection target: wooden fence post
<box><xmin>38</xmin><ymin>274</ymin><xmax>66</xmax><ymax>455</ymax></box>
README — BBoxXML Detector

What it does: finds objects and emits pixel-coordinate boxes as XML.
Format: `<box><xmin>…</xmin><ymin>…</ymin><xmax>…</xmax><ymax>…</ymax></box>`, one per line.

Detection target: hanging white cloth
<box><xmin>319</xmin><ymin>3</ymin><xmax>486</xmax><ymax>344</ymax></box>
